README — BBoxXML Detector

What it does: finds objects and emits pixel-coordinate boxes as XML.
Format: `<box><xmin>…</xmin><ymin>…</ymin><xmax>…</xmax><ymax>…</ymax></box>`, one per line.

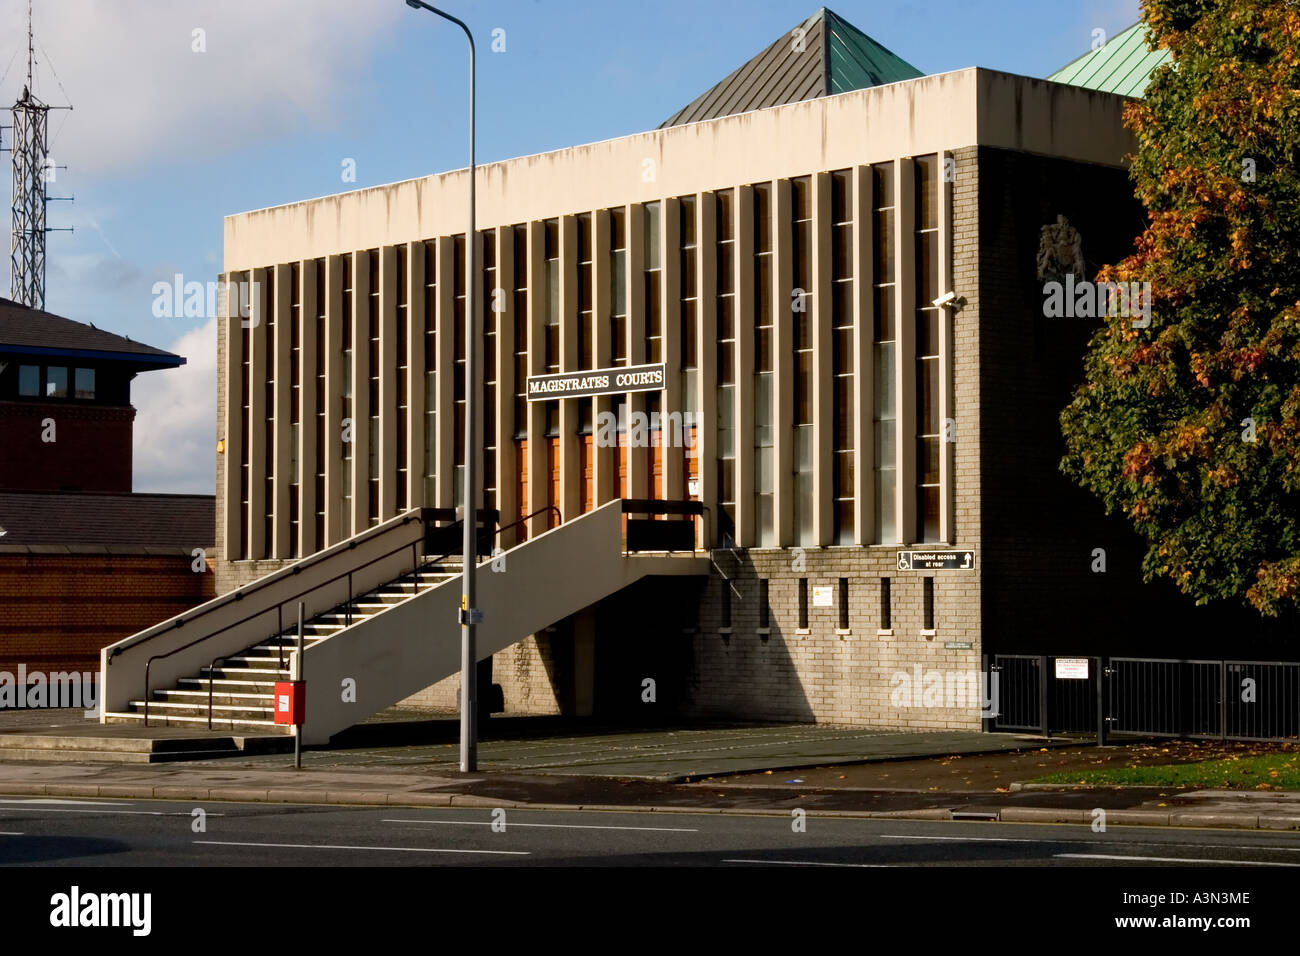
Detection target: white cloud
<box><xmin>131</xmin><ymin>316</ymin><xmax>216</xmax><ymax>494</ymax></box>
<box><xmin>0</xmin><ymin>0</ymin><xmax>402</xmax><ymax>180</ymax></box>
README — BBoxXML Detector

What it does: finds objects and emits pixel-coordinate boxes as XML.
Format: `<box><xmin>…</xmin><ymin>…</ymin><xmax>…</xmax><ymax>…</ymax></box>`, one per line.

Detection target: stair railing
<box><xmin>620</xmin><ymin>498</ymin><xmax>707</xmax><ymax>555</ymax></box>
<box><xmin>187</xmin><ymin>505</ymin><xmax>557</xmax><ymax>730</ymax></box>
<box><xmin>126</xmin><ymin>521</ymin><xmax>425</xmax><ymax>729</ymax></box>
<box><xmin>423</xmin><ymin>505</ymin><xmax>562</xmax><ymax>567</ymax></box>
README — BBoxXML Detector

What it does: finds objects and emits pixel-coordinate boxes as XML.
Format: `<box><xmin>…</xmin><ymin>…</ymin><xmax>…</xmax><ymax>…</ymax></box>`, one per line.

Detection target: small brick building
<box><xmin>0</xmin><ymin>297</ymin><xmax>215</xmax><ymax>685</ymax></box>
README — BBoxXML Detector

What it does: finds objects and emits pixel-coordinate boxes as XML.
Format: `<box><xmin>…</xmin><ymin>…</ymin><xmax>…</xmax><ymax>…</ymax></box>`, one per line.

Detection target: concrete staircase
<box><xmin>104</xmin><ymin>563</ymin><xmax>461</xmax><ymax>732</ymax></box>
<box><xmin>102</xmin><ymin>501</ymin><xmax>709</xmax><ymax>749</ymax></box>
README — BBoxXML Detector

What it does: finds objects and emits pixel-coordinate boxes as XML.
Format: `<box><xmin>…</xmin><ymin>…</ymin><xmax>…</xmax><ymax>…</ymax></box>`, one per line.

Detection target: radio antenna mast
<box><xmin>4</xmin><ymin>1</ymin><xmax>73</xmax><ymax>309</ymax></box>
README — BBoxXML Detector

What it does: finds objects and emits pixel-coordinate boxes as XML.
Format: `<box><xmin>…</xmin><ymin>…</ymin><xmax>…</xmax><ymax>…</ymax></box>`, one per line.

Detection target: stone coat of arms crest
<box><xmin>1036</xmin><ymin>214</ymin><xmax>1086</xmax><ymax>283</ymax></box>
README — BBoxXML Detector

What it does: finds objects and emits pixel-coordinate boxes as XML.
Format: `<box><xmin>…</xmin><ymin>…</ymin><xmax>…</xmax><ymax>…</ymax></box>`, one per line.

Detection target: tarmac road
<box><xmin>2</xmin><ymin>797</ymin><xmax>1300</xmax><ymax>867</ymax></box>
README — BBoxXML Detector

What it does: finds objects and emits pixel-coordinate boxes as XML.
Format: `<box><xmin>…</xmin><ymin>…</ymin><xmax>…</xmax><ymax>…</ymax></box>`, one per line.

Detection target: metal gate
<box><xmin>988</xmin><ymin>655</ymin><xmax>1300</xmax><ymax>742</ymax></box>
<box><xmin>987</xmin><ymin>654</ymin><xmax>1100</xmax><ymax>736</ymax></box>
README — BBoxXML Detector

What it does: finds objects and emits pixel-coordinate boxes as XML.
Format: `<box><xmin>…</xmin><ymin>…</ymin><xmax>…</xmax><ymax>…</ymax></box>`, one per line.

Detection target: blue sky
<box><xmin>0</xmin><ymin>0</ymin><xmax>1141</xmax><ymax>493</ymax></box>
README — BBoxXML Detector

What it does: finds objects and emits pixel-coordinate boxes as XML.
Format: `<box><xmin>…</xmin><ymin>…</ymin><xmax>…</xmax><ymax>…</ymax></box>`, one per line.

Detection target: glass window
<box><xmin>18</xmin><ymin>365</ymin><xmax>39</xmax><ymax>396</ymax></box>
<box><xmin>46</xmin><ymin>367</ymin><xmax>68</xmax><ymax>398</ymax></box>
<box><xmin>791</xmin><ymin>176</ymin><xmax>815</xmax><ymax>545</ymax></box>
<box><xmin>75</xmin><ymin>368</ymin><xmax>95</xmax><ymax>399</ymax></box>
<box><xmin>611</xmin><ymin>249</ymin><xmax>627</xmax><ymax>318</ymax></box>
<box><xmin>915</xmin><ymin>154</ymin><xmax>942</xmax><ymax>543</ymax></box>
<box><xmin>873</xmin><ymin>161</ymin><xmax>898</xmax><ymax>544</ymax></box>
<box><xmin>643</xmin><ymin>202</ymin><xmax>661</xmax><ymax>271</ymax></box>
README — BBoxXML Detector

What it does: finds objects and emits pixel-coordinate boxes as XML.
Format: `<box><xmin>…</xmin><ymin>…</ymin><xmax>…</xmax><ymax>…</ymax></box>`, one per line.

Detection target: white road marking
<box><xmin>383</xmin><ymin>818</ymin><xmax>698</xmax><ymax>833</ymax></box>
<box><xmin>194</xmin><ymin>840</ymin><xmax>528</xmax><ymax>856</ymax></box>
<box><xmin>0</xmin><ymin>798</ymin><xmax>127</xmax><ymax>805</ymax></box>
<box><xmin>885</xmin><ymin>833</ymin><xmax>1300</xmax><ymax>852</ymax></box>
<box><xmin>0</xmin><ymin>807</ymin><xmax>223</xmax><ymax>817</ymax></box>
<box><xmin>0</xmin><ymin>831</ymin><xmax>23</xmax><ymax>835</ymax></box>
<box><xmin>1056</xmin><ymin>853</ymin><xmax>1300</xmax><ymax>867</ymax></box>
<box><xmin>883</xmin><ymin>834</ymin><xmax>1038</xmax><ymax>843</ymax></box>
<box><xmin>723</xmin><ymin>858</ymin><xmax>892</xmax><ymax>867</ymax></box>
<box><xmin>1108</xmin><ymin>840</ymin><xmax>1300</xmax><ymax>852</ymax></box>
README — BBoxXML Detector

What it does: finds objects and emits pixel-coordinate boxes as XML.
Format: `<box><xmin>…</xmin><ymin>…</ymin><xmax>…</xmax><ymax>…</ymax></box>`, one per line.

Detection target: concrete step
<box><xmin>129</xmin><ymin>701</ymin><xmax>273</xmax><ymax>721</ymax></box>
<box><xmin>216</xmin><ymin>656</ymin><xmax>290</xmax><ymax>670</ymax></box>
<box><xmin>153</xmin><ymin>689</ymin><xmax>274</xmax><ymax>704</ymax></box>
<box><xmin>0</xmin><ymin>730</ymin><xmax>251</xmax><ymax>754</ymax></box>
<box><xmin>105</xmin><ymin>711</ymin><xmax>288</xmax><ymax>732</ymax></box>
<box><xmin>178</xmin><ymin>678</ymin><xmax>280</xmax><ymax>696</ymax></box>
<box><xmin>252</xmin><ymin>639</ymin><xmax>325</xmax><ymax>653</ymax></box>
<box><xmin>311</xmin><ymin>613</ymin><xmax>380</xmax><ymax>625</ymax></box>
<box><xmin>0</xmin><ymin>746</ymin><xmax>247</xmax><ymax>763</ymax></box>
<box><xmin>0</xmin><ymin>725</ymin><xmax>293</xmax><ymax>761</ymax></box>
<box><xmin>200</xmin><ymin>666</ymin><xmax>291</xmax><ymax>679</ymax></box>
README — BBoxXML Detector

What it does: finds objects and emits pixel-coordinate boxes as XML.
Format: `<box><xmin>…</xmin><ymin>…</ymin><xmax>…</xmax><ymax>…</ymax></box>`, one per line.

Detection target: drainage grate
<box><xmin>950</xmin><ymin>810</ymin><xmax>999</xmax><ymax>821</ymax></box>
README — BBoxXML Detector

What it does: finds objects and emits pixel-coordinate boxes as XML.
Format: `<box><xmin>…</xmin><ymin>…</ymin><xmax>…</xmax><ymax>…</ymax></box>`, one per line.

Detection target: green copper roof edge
<box><xmin>1048</xmin><ymin>21</ymin><xmax>1170</xmax><ymax>97</ymax></box>
<box><xmin>660</xmin><ymin>6</ymin><xmax>922</xmax><ymax>128</ymax></box>
<box><xmin>824</xmin><ymin>5</ymin><xmax>924</xmax><ymax>92</ymax></box>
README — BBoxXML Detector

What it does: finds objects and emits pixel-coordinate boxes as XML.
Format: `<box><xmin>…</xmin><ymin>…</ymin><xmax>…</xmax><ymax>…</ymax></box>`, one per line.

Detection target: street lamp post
<box><xmin>404</xmin><ymin>0</ymin><xmax>478</xmax><ymax>773</ymax></box>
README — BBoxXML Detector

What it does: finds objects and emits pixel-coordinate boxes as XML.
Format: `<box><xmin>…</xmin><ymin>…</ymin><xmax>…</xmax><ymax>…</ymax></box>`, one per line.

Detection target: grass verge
<box><xmin>1028</xmin><ymin>752</ymin><xmax>1300</xmax><ymax>790</ymax></box>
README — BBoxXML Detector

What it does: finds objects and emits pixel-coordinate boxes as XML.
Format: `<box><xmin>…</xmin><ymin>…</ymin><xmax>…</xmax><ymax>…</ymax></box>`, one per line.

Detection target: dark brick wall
<box><xmin>977</xmin><ymin>146</ymin><xmax>1296</xmax><ymax>657</ymax></box>
<box><xmin>593</xmin><ymin>575</ymin><xmax>705</xmax><ymax>718</ymax></box>
<box><xmin>0</xmin><ymin>553</ymin><xmax>215</xmax><ymax>674</ymax></box>
<box><xmin>0</xmin><ymin>401</ymin><xmax>134</xmax><ymax>493</ymax></box>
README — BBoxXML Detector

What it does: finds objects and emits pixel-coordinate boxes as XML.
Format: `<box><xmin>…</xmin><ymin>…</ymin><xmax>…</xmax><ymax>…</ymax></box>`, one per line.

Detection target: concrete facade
<box><xmin>212</xmin><ymin>68</ymin><xmax>1178</xmax><ymax>731</ymax></box>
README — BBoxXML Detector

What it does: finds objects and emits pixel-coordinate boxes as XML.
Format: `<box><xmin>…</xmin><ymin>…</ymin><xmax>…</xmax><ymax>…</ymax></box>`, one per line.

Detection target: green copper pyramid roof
<box><xmin>1048</xmin><ymin>22</ymin><xmax>1171</xmax><ymax>98</ymax></box>
<box><xmin>659</xmin><ymin>7</ymin><xmax>924</xmax><ymax>129</ymax></box>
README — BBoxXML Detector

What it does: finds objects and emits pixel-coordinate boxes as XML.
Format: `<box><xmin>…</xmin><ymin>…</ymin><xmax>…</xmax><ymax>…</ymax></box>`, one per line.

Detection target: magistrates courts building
<box><xmin>106</xmin><ymin>12</ymin><xmax>1272</xmax><ymax>740</ymax></box>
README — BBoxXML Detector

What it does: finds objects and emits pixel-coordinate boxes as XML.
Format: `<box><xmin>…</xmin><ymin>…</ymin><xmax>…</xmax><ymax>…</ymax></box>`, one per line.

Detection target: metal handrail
<box><xmin>423</xmin><ymin>505</ymin><xmax>562</xmax><ymax>567</ymax></box>
<box><xmin>158</xmin><ymin>505</ymin><xmax>573</xmax><ymax>728</ymax></box>
<box><xmin>112</xmin><ymin>511</ymin><xmax>424</xmax><ymax>661</ymax></box>
<box><xmin>619</xmin><ymin>498</ymin><xmax>705</xmax><ymax>556</ymax></box>
<box><xmin>422</xmin><ymin>516</ymin><xmax>485</xmax><ymax>569</ymax></box>
<box><xmin>198</xmin><ymin>506</ymin><xmax>563</xmax><ymax>728</ymax></box>
<box><xmin>494</xmin><ymin>505</ymin><xmax>562</xmax><ymax>546</ymax></box>
<box><xmin>138</xmin><ymin>530</ymin><xmax>424</xmax><ymax>728</ymax></box>
<box><xmin>619</xmin><ymin>498</ymin><xmax>706</xmax><ymax>515</ymax></box>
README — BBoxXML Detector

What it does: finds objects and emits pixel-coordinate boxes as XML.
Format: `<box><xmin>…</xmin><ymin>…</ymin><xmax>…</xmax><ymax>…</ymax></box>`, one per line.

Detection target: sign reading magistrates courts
<box><xmin>897</xmin><ymin>550</ymin><xmax>976</xmax><ymax>571</ymax></box>
<box><xmin>526</xmin><ymin>363</ymin><xmax>665</xmax><ymax>402</ymax></box>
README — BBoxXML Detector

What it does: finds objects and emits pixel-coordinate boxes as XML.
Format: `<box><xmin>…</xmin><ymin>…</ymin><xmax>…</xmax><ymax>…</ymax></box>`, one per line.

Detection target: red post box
<box><xmin>273</xmin><ymin>680</ymin><xmax>306</xmax><ymax>726</ymax></box>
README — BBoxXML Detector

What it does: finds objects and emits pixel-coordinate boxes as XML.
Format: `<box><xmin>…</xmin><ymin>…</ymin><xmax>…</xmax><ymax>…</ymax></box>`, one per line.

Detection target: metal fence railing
<box><xmin>1107</xmin><ymin>657</ymin><xmax>1221</xmax><ymax>738</ymax></box>
<box><xmin>1224</xmin><ymin>661</ymin><xmax>1300</xmax><ymax>740</ymax></box>
<box><xmin>987</xmin><ymin>654</ymin><xmax>1300</xmax><ymax>742</ymax></box>
<box><xmin>988</xmin><ymin>654</ymin><xmax>1042</xmax><ymax>732</ymax></box>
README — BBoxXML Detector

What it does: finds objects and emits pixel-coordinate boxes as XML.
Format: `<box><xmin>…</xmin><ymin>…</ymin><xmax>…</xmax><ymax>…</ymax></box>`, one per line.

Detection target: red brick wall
<box><xmin>0</xmin><ymin>553</ymin><xmax>215</xmax><ymax>674</ymax></box>
<box><xmin>0</xmin><ymin>401</ymin><xmax>134</xmax><ymax>493</ymax></box>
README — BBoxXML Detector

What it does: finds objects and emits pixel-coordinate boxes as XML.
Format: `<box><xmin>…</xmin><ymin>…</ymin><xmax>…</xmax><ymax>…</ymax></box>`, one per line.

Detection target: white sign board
<box><xmin>1055</xmin><ymin>657</ymin><xmax>1090</xmax><ymax>680</ymax></box>
<box><xmin>527</xmin><ymin>362</ymin><xmax>665</xmax><ymax>401</ymax></box>
<box><xmin>811</xmin><ymin>586</ymin><xmax>834</xmax><ymax>607</ymax></box>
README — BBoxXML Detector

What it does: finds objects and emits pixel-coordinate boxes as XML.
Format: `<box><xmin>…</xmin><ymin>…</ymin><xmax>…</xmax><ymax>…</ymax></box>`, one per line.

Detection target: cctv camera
<box><xmin>932</xmin><ymin>290</ymin><xmax>957</xmax><ymax>308</ymax></box>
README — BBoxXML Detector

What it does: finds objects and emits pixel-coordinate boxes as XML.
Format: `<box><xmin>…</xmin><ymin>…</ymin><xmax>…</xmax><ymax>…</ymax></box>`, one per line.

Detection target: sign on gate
<box><xmin>1055</xmin><ymin>657</ymin><xmax>1090</xmax><ymax>680</ymax></box>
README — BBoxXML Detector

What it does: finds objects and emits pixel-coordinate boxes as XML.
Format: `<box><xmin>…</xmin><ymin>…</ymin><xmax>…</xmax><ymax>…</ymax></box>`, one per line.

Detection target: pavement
<box><xmin>1</xmin><ymin>709</ymin><xmax>1298</xmax><ymax>832</ymax></box>
<box><xmin>0</xmin><ymin>708</ymin><xmax>1056</xmax><ymax>778</ymax></box>
<box><xmin>222</xmin><ymin>715</ymin><xmax>1047</xmax><ymax>778</ymax></box>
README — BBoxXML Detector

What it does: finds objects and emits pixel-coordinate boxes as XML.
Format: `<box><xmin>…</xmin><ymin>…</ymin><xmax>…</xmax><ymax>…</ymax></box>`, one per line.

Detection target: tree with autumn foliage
<box><xmin>1060</xmin><ymin>0</ymin><xmax>1300</xmax><ymax>616</ymax></box>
